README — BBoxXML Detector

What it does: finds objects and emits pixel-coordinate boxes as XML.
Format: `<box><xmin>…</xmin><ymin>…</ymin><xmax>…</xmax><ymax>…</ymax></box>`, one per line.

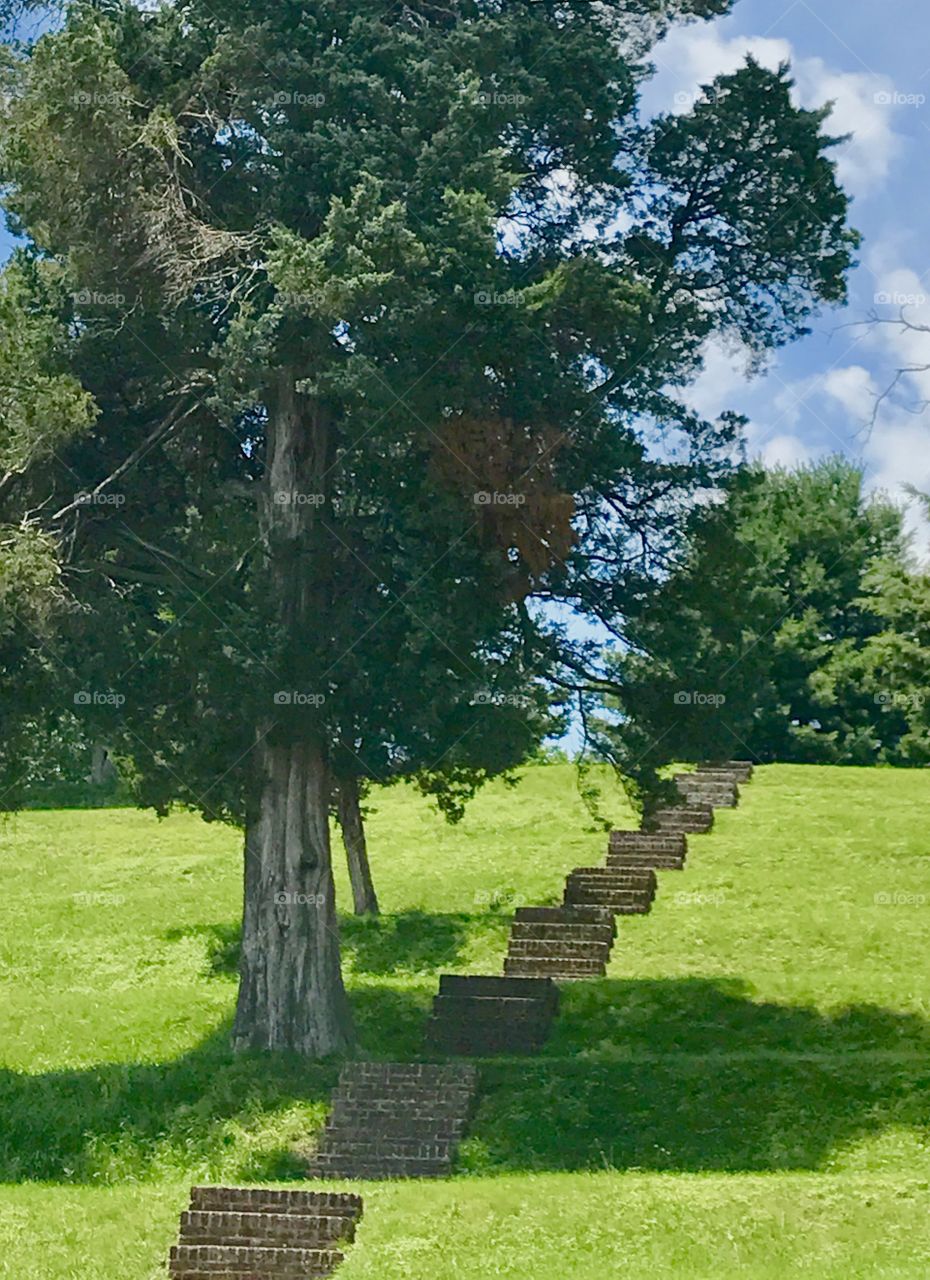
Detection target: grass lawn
<box><xmin>1</xmin><ymin>763</ymin><xmax>929</xmax><ymax>1277</ymax></box>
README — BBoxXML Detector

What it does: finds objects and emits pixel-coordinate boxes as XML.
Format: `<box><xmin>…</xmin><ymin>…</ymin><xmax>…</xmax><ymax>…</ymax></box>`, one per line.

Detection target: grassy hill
<box><xmin>1</xmin><ymin>763</ymin><xmax>929</xmax><ymax>1278</ymax></box>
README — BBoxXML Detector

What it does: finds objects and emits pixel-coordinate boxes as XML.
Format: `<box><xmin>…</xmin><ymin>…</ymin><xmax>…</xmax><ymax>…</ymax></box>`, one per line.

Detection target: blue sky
<box><xmin>3</xmin><ymin>0</ymin><xmax>927</xmax><ymax>551</ymax></box>
<box><xmin>643</xmin><ymin>0</ymin><xmax>930</xmax><ymax>557</ymax></box>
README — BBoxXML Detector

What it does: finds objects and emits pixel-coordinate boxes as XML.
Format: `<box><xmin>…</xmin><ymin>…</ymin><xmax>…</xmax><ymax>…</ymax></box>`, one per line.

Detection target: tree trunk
<box><xmin>337</xmin><ymin>774</ymin><xmax>379</xmax><ymax>916</ymax></box>
<box><xmin>232</xmin><ymin>371</ymin><xmax>354</xmax><ymax>1056</ymax></box>
<box><xmin>232</xmin><ymin>737</ymin><xmax>353</xmax><ymax>1055</ymax></box>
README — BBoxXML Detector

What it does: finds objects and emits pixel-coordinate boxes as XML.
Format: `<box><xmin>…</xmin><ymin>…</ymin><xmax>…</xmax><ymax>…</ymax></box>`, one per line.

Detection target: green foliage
<box><xmin>602</xmin><ymin>458</ymin><xmax>930</xmax><ymax>795</ymax></box>
<box><xmin>0</xmin><ymin>0</ymin><xmax>858</xmax><ymax>832</ymax></box>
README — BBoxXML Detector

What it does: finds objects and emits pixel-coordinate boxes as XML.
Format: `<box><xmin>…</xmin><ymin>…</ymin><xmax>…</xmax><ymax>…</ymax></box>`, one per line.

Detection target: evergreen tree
<box><xmin>0</xmin><ymin>0</ymin><xmax>856</xmax><ymax>1053</ymax></box>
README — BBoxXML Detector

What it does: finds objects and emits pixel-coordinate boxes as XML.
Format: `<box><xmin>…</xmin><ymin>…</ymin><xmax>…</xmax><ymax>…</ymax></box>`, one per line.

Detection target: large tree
<box><xmin>0</xmin><ymin>0</ymin><xmax>856</xmax><ymax>1054</ymax></box>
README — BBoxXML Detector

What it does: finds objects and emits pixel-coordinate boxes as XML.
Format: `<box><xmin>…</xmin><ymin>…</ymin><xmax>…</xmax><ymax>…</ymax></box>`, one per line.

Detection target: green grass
<box><xmin>1</xmin><ymin>763</ymin><xmax>929</xmax><ymax>1277</ymax></box>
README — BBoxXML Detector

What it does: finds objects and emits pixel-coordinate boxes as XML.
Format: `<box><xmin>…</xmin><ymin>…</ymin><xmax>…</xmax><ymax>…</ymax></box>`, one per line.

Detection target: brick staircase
<box><xmin>427</xmin><ymin>973</ymin><xmax>560</xmax><ymax>1055</ymax></box>
<box><xmin>167</xmin><ymin>1186</ymin><xmax>362</xmax><ymax>1279</ymax></box>
<box><xmin>297</xmin><ymin>758</ymin><xmax>757</xmax><ymax>1194</ymax></box>
<box><xmin>307</xmin><ymin>1062</ymin><xmax>477</xmax><ymax>1179</ymax></box>
<box><xmin>608</xmin><ymin>830</ymin><xmax>687</xmax><ymax>870</ymax></box>
<box><xmin>503</xmin><ymin>905</ymin><xmax>616</xmax><ymax>979</ymax></box>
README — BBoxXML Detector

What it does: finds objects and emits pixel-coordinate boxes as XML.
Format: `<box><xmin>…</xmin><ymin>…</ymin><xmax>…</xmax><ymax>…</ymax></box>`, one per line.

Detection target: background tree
<box><xmin>600</xmin><ymin>457</ymin><xmax>927</xmax><ymax>795</ymax></box>
<box><xmin>0</xmin><ymin>0</ymin><xmax>855</xmax><ymax>1055</ymax></box>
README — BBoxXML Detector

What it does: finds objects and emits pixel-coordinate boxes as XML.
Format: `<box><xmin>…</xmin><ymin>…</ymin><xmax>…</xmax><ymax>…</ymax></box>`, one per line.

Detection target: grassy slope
<box><xmin>1</xmin><ymin>764</ymin><xmax>929</xmax><ymax>1278</ymax></box>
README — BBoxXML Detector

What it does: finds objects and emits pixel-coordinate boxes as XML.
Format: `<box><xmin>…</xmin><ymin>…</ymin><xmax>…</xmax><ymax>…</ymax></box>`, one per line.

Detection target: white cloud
<box><xmin>649</xmin><ymin>26</ymin><xmax>902</xmax><ymax>196</ymax></box>
<box><xmin>821</xmin><ymin>364</ymin><xmax>878</xmax><ymax>418</ymax></box>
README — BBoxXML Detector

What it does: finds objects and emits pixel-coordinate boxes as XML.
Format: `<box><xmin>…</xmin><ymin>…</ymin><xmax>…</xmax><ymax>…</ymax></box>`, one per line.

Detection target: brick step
<box><xmin>312</xmin><ymin>1138</ymin><xmax>455</xmax><ymax>1160</ymax></box>
<box><xmin>330</xmin><ymin>1081</ymin><xmax>474</xmax><ymax>1103</ymax></box>
<box><xmin>429</xmin><ymin>994</ymin><xmax>554</xmax><ymax>1026</ymax></box>
<box><xmin>566</xmin><ymin>867</ymin><xmax>657</xmax><ymax>888</ymax></box>
<box><xmin>514</xmin><ymin>905</ymin><xmax>615</xmax><ymax>928</ymax></box>
<box><xmin>610</xmin><ymin>831</ymin><xmax>687</xmax><ymax>853</ymax></box>
<box><xmin>168</xmin><ymin>1243</ymin><xmax>343</xmax><ymax>1277</ymax></box>
<box><xmin>438</xmin><ymin>974</ymin><xmax>559</xmax><ymax>1006</ymax></box>
<box><xmin>323</xmin><ymin>1110</ymin><xmax>469</xmax><ymax>1138</ymax></box>
<box><xmin>336</xmin><ymin>1062</ymin><xmax>477</xmax><ymax>1086</ymax></box>
<box><xmin>506</xmin><ymin>938</ymin><xmax>611</xmax><ymax>960</ymax></box>
<box><xmin>696</xmin><ymin>760</ymin><xmax>753</xmax><ymax>781</ymax></box>
<box><xmin>606</xmin><ymin>852</ymin><xmax>685</xmax><ymax>870</ymax></box>
<box><xmin>675</xmin><ymin>784</ymin><xmax>738</xmax><ymax>807</ymax></box>
<box><xmin>562</xmin><ymin>890</ymin><xmax>652</xmax><ymax>911</ymax></box>
<box><xmin>188</xmin><ymin>1188</ymin><xmax>362</xmax><ymax>1220</ymax></box>
<box><xmin>509</xmin><ymin>920</ymin><xmax>615</xmax><ymax>944</ymax></box>
<box><xmin>307</xmin><ymin>1156</ymin><xmax>451</xmax><ymax>1179</ymax></box>
<box><xmin>646</xmin><ymin>807</ymin><xmax>714</xmax><ymax>833</ymax></box>
<box><xmin>504</xmin><ymin>956</ymin><xmax>606</xmax><ymax>979</ymax></box>
<box><xmin>179</xmin><ymin>1210</ymin><xmax>354</xmax><ymax>1249</ymax></box>
<box><xmin>425</xmin><ymin>1020</ymin><xmax>550</xmax><ymax>1055</ymax></box>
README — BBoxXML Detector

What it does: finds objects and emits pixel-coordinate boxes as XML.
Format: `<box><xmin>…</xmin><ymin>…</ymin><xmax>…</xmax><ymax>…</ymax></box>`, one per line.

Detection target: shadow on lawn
<box><xmin>464</xmin><ymin>976</ymin><xmax>930</xmax><ymax>1174</ymax></box>
<box><xmin>166</xmin><ymin>908</ymin><xmax>505</xmax><ymax>981</ymax></box>
<box><xmin>3</xmin><ymin>977</ymin><xmax>928</xmax><ymax>1184</ymax></box>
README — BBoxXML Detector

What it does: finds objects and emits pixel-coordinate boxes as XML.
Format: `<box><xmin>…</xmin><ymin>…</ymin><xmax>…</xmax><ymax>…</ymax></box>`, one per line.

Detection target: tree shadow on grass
<box><xmin>6</xmin><ymin>976</ymin><xmax>928</xmax><ymax>1185</ymax></box>
<box><xmin>164</xmin><ymin>909</ymin><xmax>499</xmax><ymax>982</ymax></box>
<box><xmin>341</xmin><ymin>909</ymin><xmax>475</xmax><ymax>976</ymax></box>
<box><xmin>0</xmin><ymin>985</ymin><xmax>429</xmax><ymax>1186</ymax></box>
<box><xmin>461</xmin><ymin>977</ymin><xmax>930</xmax><ymax>1174</ymax></box>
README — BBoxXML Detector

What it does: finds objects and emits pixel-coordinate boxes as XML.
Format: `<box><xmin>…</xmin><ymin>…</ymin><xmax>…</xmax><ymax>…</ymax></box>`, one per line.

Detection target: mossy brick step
<box><xmin>514</xmin><ymin>905</ymin><xmax>616</xmax><ymax>930</ymax></box>
<box><xmin>426</xmin><ymin>1022</ymin><xmax>553</xmax><ymax>1054</ymax></box>
<box><xmin>607</xmin><ymin>849</ymin><xmax>685</xmax><ymax>871</ymax></box>
<box><xmin>179</xmin><ymin>1211</ymin><xmax>356</xmax><ymax>1249</ymax></box>
<box><xmin>168</xmin><ymin>1243</ymin><xmax>344</xmax><ymax>1278</ymax></box>
<box><xmin>307</xmin><ymin>1061</ymin><xmax>477</xmax><ymax>1180</ymax></box>
<box><xmin>169</xmin><ymin>1188</ymin><xmax>363</xmax><ymax>1280</ymax></box>
<box><xmin>321</xmin><ymin>1113</ymin><xmax>469</xmax><ymax>1140</ymax></box>
<box><xmin>504</xmin><ymin>955</ymin><xmax>607</xmax><ymax>979</ymax></box>
<box><xmin>674</xmin><ymin>783</ymin><xmax>738</xmax><ymax>808</ymax></box>
<box><xmin>188</xmin><ymin>1188</ymin><xmax>363</xmax><ymax>1220</ymax></box>
<box><xmin>430</xmin><ymin>993</ymin><xmax>556</xmax><ymax>1026</ymax></box>
<box><xmin>645</xmin><ymin>805</ymin><xmax>714</xmax><ymax>834</ymax></box>
<box><xmin>564</xmin><ymin>869</ymin><xmax>657</xmax><ymax>911</ymax></box>
<box><xmin>608</xmin><ymin>832</ymin><xmax>687</xmax><ymax>868</ymax></box>
<box><xmin>696</xmin><ymin>760</ymin><xmax>754</xmax><ymax>782</ymax></box>
<box><xmin>427</xmin><ymin>974</ymin><xmax>559</xmax><ymax>1056</ymax></box>
<box><xmin>438</xmin><ymin>973</ymin><xmax>560</xmax><ymax>1009</ymax></box>
<box><xmin>509</xmin><ymin>920</ymin><xmax>615</xmax><ymax>945</ymax></box>
<box><xmin>506</xmin><ymin>938</ymin><xmax>611</xmax><ymax>961</ymax></box>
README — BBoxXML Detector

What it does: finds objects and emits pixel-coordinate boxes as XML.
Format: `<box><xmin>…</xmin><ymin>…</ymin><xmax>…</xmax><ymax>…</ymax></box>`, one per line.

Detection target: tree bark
<box><xmin>232</xmin><ymin>372</ymin><xmax>354</xmax><ymax>1056</ymax></box>
<box><xmin>232</xmin><ymin>737</ymin><xmax>353</xmax><ymax>1054</ymax></box>
<box><xmin>337</xmin><ymin>774</ymin><xmax>379</xmax><ymax>916</ymax></box>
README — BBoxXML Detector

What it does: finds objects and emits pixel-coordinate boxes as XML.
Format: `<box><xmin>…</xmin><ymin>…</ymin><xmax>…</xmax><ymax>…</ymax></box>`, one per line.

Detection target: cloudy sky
<box><xmin>2</xmin><ymin>1</ymin><xmax>927</xmax><ymax>550</ymax></box>
<box><xmin>644</xmin><ymin>0</ymin><xmax>930</xmax><ymax>556</ymax></box>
